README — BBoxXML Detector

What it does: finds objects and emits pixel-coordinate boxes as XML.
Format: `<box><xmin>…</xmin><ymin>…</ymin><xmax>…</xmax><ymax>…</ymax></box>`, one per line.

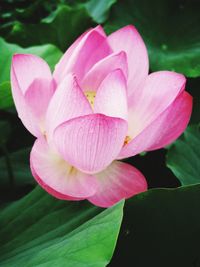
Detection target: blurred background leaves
<box><xmin>0</xmin><ymin>0</ymin><xmax>200</xmax><ymax>266</ymax></box>
<box><xmin>105</xmin><ymin>0</ymin><xmax>200</xmax><ymax>77</ymax></box>
<box><xmin>0</xmin><ymin>0</ymin><xmax>116</xmax><ymax>51</ymax></box>
<box><xmin>167</xmin><ymin>125</ymin><xmax>200</xmax><ymax>186</ymax></box>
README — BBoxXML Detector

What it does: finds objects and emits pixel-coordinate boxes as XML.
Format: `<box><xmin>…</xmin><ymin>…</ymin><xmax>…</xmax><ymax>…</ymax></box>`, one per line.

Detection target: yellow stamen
<box><xmin>84</xmin><ymin>91</ymin><xmax>131</xmax><ymax>147</ymax></box>
<box><xmin>124</xmin><ymin>136</ymin><xmax>131</xmax><ymax>146</ymax></box>
<box><xmin>84</xmin><ymin>90</ymin><xmax>96</xmax><ymax>109</ymax></box>
<box><xmin>68</xmin><ymin>165</ymin><xmax>76</xmax><ymax>175</ymax></box>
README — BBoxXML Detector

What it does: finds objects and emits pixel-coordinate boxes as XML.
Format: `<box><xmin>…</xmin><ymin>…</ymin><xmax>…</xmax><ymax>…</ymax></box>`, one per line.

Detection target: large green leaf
<box><xmin>0</xmin><ymin>187</ymin><xmax>124</xmax><ymax>267</ymax></box>
<box><xmin>166</xmin><ymin>125</ymin><xmax>200</xmax><ymax>186</ymax></box>
<box><xmin>110</xmin><ymin>185</ymin><xmax>200</xmax><ymax>267</ymax></box>
<box><xmin>0</xmin><ymin>37</ymin><xmax>62</xmax><ymax>84</ymax></box>
<box><xmin>106</xmin><ymin>0</ymin><xmax>200</xmax><ymax>77</ymax></box>
<box><xmin>4</xmin><ymin>4</ymin><xmax>93</xmax><ymax>52</ymax></box>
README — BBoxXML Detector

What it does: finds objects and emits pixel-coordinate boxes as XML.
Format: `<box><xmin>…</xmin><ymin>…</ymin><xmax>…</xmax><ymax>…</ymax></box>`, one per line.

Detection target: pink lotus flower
<box><xmin>11</xmin><ymin>25</ymin><xmax>192</xmax><ymax>207</ymax></box>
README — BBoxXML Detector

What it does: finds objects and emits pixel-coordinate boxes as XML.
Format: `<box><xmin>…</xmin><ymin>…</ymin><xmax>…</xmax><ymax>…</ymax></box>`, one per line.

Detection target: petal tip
<box><xmin>88</xmin><ymin>161</ymin><xmax>148</xmax><ymax>208</ymax></box>
<box><xmin>94</xmin><ymin>25</ymin><xmax>106</xmax><ymax>36</ymax></box>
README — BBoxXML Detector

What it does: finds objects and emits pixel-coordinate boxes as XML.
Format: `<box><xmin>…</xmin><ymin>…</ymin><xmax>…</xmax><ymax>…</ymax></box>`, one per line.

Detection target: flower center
<box><xmin>84</xmin><ymin>91</ymin><xmax>131</xmax><ymax>147</ymax></box>
<box><xmin>124</xmin><ymin>136</ymin><xmax>131</xmax><ymax>146</ymax></box>
<box><xmin>84</xmin><ymin>90</ymin><xmax>96</xmax><ymax>108</ymax></box>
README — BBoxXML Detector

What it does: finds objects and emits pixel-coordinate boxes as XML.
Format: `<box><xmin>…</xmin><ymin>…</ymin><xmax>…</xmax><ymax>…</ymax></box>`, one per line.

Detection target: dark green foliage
<box><xmin>106</xmin><ymin>0</ymin><xmax>200</xmax><ymax>77</ymax></box>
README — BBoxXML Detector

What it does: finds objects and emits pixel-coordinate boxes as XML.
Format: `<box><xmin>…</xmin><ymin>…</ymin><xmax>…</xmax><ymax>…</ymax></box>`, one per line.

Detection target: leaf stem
<box><xmin>1</xmin><ymin>144</ymin><xmax>14</xmax><ymax>188</ymax></box>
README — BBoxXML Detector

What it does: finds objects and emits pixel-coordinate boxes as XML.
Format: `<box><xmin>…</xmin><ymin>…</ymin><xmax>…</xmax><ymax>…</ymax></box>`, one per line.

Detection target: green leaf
<box><xmin>5</xmin><ymin>4</ymin><xmax>93</xmax><ymax>52</ymax></box>
<box><xmin>111</xmin><ymin>185</ymin><xmax>200</xmax><ymax>266</ymax></box>
<box><xmin>166</xmin><ymin>125</ymin><xmax>200</xmax><ymax>186</ymax></box>
<box><xmin>0</xmin><ymin>187</ymin><xmax>124</xmax><ymax>267</ymax></box>
<box><xmin>106</xmin><ymin>0</ymin><xmax>200</xmax><ymax>77</ymax></box>
<box><xmin>86</xmin><ymin>0</ymin><xmax>117</xmax><ymax>23</ymax></box>
<box><xmin>0</xmin><ymin>82</ymin><xmax>13</xmax><ymax>110</ymax></box>
<box><xmin>0</xmin><ymin>37</ymin><xmax>62</xmax><ymax>84</ymax></box>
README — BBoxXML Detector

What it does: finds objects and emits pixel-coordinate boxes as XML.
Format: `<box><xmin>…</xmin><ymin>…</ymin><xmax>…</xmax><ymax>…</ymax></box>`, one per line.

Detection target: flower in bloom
<box><xmin>11</xmin><ymin>25</ymin><xmax>192</xmax><ymax>207</ymax></box>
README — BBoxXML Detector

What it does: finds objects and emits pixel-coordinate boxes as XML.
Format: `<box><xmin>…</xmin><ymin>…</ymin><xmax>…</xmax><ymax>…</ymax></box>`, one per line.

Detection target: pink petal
<box><xmin>12</xmin><ymin>54</ymin><xmax>52</xmax><ymax>94</ymax></box>
<box><xmin>24</xmin><ymin>78</ymin><xmax>55</xmax><ymax>132</ymax></box>
<box><xmin>108</xmin><ymin>25</ymin><xmax>149</xmax><ymax>98</ymax></box>
<box><xmin>30</xmin><ymin>162</ymin><xmax>81</xmax><ymax>201</ymax></box>
<box><xmin>11</xmin><ymin>65</ymin><xmax>41</xmax><ymax>137</ymax></box>
<box><xmin>45</xmin><ymin>73</ymin><xmax>93</xmax><ymax>141</ymax></box>
<box><xmin>52</xmin><ymin>31</ymin><xmax>89</xmax><ymax>84</ymax></box>
<box><xmin>94</xmin><ymin>69</ymin><xmax>128</xmax><ymax>120</ymax></box>
<box><xmin>30</xmin><ymin>137</ymin><xmax>98</xmax><ymax>198</ymax></box>
<box><xmin>128</xmin><ymin>71</ymin><xmax>186</xmax><ymax>139</ymax></box>
<box><xmin>53</xmin><ymin>26</ymin><xmax>112</xmax><ymax>84</ymax></box>
<box><xmin>11</xmin><ymin>54</ymin><xmax>53</xmax><ymax>137</ymax></box>
<box><xmin>119</xmin><ymin>91</ymin><xmax>192</xmax><ymax>158</ymax></box>
<box><xmin>54</xmin><ymin>114</ymin><xmax>128</xmax><ymax>174</ymax></box>
<box><xmin>88</xmin><ymin>161</ymin><xmax>147</xmax><ymax>207</ymax></box>
<box><xmin>81</xmin><ymin>51</ymin><xmax>128</xmax><ymax>91</ymax></box>
<box><xmin>94</xmin><ymin>25</ymin><xmax>107</xmax><ymax>36</ymax></box>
